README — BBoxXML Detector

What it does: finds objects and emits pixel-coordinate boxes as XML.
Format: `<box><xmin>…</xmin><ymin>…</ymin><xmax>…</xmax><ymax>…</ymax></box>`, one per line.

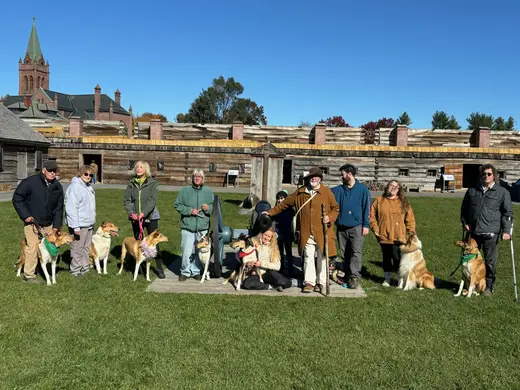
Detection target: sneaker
<box><xmin>276</xmin><ymin>286</ymin><xmax>284</xmax><ymax>292</ymax></box>
<box><xmin>382</xmin><ymin>280</ymin><xmax>391</xmax><ymax>287</ymax></box>
<box><xmin>178</xmin><ymin>275</ymin><xmax>188</xmax><ymax>282</ymax></box>
<box><xmin>348</xmin><ymin>277</ymin><xmax>360</xmax><ymax>289</ymax></box>
<box><xmin>313</xmin><ymin>284</ymin><xmax>323</xmax><ymax>293</ymax></box>
<box><xmin>23</xmin><ymin>277</ymin><xmax>43</xmax><ymax>284</ymax></box>
<box><xmin>482</xmin><ymin>288</ymin><xmax>493</xmax><ymax>297</ymax></box>
<box><xmin>192</xmin><ymin>274</ymin><xmax>202</xmax><ymax>281</ymax></box>
<box><xmin>156</xmin><ymin>268</ymin><xmax>165</xmax><ymax>279</ymax></box>
<box><xmin>302</xmin><ymin>283</ymin><xmax>313</xmax><ymax>293</ymax></box>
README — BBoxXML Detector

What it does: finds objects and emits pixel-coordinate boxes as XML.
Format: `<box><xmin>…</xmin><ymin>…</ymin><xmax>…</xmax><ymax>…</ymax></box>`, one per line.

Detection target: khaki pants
<box><xmin>23</xmin><ymin>224</ymin><xmax>53</xmax><ymax>279</ymax></box>
<box><xmin>303</xmin><ymin>235</ymin><xmax>327</xmax><ymax>286</ymax></box>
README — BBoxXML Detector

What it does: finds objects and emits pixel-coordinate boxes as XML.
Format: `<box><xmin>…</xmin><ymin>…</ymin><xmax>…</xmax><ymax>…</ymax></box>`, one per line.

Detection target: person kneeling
<box><xmin>242</xmin><ymin>228</ymin><xmax>292</xmax><ymax>292</ymax></box>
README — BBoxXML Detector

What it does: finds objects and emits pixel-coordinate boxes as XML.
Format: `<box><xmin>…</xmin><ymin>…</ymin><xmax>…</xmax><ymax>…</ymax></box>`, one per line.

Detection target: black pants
<box><xmin>131</xmin><ymin>219</ymin><xmax>163</xmax><ymax>267</ymax></box>
<box><xmin>278</xmin><ymin>238</ymin><xmax>294</xmax><ymax>276</ymax></box>
<box><xmin>242</xmin><ymin>270</ymin><xmax>292</xmax><ymax>290</ymax></box>
<box><xmin>473</xmin><ymin>233</ymin><xmax>500</xmax><ymax>291</ymax></box>
<box><xmin>380</xmin><ymin>243</ymin><xmax>401</xmax><ymax>273</ymax></box>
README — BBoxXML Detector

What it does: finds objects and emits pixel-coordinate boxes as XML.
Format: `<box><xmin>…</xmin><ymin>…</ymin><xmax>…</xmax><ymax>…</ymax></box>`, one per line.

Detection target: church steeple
<box><xmin>19</xmin><ymin>18</ymin><xmax>50</xmax><ymax>96</ymax></box>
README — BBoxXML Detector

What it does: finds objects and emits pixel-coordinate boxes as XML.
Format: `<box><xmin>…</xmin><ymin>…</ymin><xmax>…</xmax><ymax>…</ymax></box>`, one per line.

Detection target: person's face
<box><xmin>135</xmin><ymin>163</ymin><xmax>145</xmax><ymax>177</ymax></box>
<box><xmin>81</xmin><ymin>170</ymin><xmax>93</xmax><ymax>184</ymax></box>
<box><xmin>309</xmin><ymin>176</ymin><xmax>321</xmax><ymax>189</ymax></box>
<box><xmin>262</xmin><ymin>230</ymin><xmax>274</xmax><ymax>245</ymax></box>
<box><xmin>481</xmin><ymin>168</ymin><xmax>494</xmax><ymax>186</ymax></box>
<box><xmin>341</xmin><ymin>170</ymin><xmax>354</xmax><ymax>184</ymax></box>
<box><xmin>42</xmin><ymin>167</ymin><xmax>57</xmax><ymax>181</ymax></box>
<box><xmin>193</xmin><ymin>174</ymin><xmax>203</xmax><ymax>187</ymax></box>
<box><xmin>386</xmin><ymin>181</ymin><xmax>399</xmax><ymax>197</ymax></box>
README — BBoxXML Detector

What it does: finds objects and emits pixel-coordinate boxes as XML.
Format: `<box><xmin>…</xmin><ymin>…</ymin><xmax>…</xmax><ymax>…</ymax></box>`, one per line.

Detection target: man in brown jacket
<box><xmin>267</xmin><ymin>168</ymin><xmax>339</xmax><ymax>293</ymax></box>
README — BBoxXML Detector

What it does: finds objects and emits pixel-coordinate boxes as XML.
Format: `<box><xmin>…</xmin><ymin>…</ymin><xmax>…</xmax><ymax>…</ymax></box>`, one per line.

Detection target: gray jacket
<box><xmin>65</xmin><ymin>177</ymin><xmax>96</xmax><ymax>229</ymax></box>
<box><xmin>461</xmin><ymin>183</ymin><xmax>513</xmax><ymax>235</ymax></box>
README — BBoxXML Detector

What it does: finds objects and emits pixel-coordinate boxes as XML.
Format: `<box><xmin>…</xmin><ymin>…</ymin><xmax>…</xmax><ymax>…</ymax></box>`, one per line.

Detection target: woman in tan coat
<box><xmin>268</xmin><ymin>168</ymin><xmax>339</xmax><ymax>293</ymax></box>
<box><xmin>369</xmin><ymin>180</ymin><xmax>416</xmax><ymax>287</ymax></box>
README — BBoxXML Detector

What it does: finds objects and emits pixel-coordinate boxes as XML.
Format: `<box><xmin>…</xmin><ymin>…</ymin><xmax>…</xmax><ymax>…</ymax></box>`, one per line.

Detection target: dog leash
<box><xmin>137</xmin><ymin>217</ymin><xmax>145</xmax><ymax>240</ymax></box>
<box><xmin>32</xmin><ymin>220</ymin><xmax>48</xmax><ymax>238</ymax></box>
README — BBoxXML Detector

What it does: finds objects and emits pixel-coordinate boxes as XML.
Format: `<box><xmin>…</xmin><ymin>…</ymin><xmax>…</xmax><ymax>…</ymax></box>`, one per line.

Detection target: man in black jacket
<box><xmin>12</xmin><ymin>161</ymin><xmax>64</xmax><ymax>284</ymax></box>
<box><xmin>461</xmin><ymin>164</ymin><xmax>513</xmax><ymax>295</ymax></box>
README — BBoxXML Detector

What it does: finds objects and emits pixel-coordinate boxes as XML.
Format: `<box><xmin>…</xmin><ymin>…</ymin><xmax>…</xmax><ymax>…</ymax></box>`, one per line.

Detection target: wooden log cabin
<box><xmin>35</xmin><ymin>118</ymin><xmax>520</xmax><ymax>192</ymax></box>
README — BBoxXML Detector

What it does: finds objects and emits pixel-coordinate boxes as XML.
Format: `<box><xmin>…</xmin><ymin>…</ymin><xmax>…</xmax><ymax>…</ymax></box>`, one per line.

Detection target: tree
<box><xmin>321</xmin><ymin>116</ymin><xmax>351</xmax><ymax>127</ymax></box>
<box><xmin>299</xmin><ymin>121</ymin><xmax>313</xmax><ymax>127</ymax></box>
<box><xmin>360</xmin><ymin>118</ymin><xmax>395</xmax><ymax>144</ymax></box>
<box><xmin>136</xmin><ymin>112</ymin><xmax>168</xmax><ymax>122</ymax></box>
<box><xmin>431</xmin><ymin>111</ymin><xmax>461</xmax><ymax>130</ymax></box>
<box><xmin>466</xmin><ymin>112</ymin><xmax>494</xmax><ymax>130</ymax></box>
<box><xmin>492</xmin><ymin>116</ymin><xmax>515</xmax><ymax>131</ymax></box>
<box><xmin>176</xmin><ymin>76</ymin><xmax>267</xmax><ymax>125</ymax></box>
<box><xmin>395</xmin><ymin>111</ymin><xmax>412</xmax><ymax>126</ymax></box>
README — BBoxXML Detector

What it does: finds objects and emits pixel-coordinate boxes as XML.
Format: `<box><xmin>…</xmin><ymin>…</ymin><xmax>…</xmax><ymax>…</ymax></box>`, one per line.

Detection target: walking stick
<box><xmin>322</xmin><ymin>204</ymin><xmax>330</xmax><ymax>296</ymax></box>
<box><xmin>509</xmin><ymin>221</ymin><xmax>518</xmax><ymax>303</ymax></box>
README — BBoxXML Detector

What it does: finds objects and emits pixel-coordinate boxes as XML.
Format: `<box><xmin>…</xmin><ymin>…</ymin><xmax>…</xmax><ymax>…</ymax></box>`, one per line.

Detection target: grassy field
<box><xmin>1</xmin><ymin>189</ymin><xmax>520</xmax><ymax>389</ymax></box>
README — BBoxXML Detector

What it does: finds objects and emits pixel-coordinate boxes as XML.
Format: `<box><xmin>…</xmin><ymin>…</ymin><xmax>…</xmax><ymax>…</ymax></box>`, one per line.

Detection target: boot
<box><xmin>155</xmin><ymin>257</ymin><xmax>165</xmax><ymax>279</ymax></box>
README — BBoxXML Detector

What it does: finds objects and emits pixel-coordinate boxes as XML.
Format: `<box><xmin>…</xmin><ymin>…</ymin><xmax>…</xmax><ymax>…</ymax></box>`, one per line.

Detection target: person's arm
<box><xmin>12</xmin><ymin>179</ymin><xmax>31</xmax><ymax>221</ymax></box>
<box><xmin>362</xmin><ymin>188</ymin><xmax>372</xmax><ymax>228</ymax></box>
<box><xmin>202</xmin><ymin>189</ymin><xmax>214</xmax><ymax>216</ymax></box>
<box><xmin>123</xmin><ymin>184</ymin><xmax>136</xmax><ymax>217</ymax></box>
<box><xmin>500</xmin><ymin>189</ymin><xmax>513</xmax><ymax>234</ymax></box>
<box><xmin>269</xmin><ymin>190</ymin><xmax>297</xmax><ymax>217</ymax></box>
<box><xmin>174</xmin><ymin>188</ymin><xmax>192</xmax><ymax>216</ymax></box>
<box><xmin>142</xmin><ymin>180</ymin><xmax>159</xmax><ymax>217</ymax></box>
<box><xmin>53</xmin><ymin>187</ymin><xmax>64</xmax><ymax>229</ymax></box>
<box><xmin>369</xmin><ymin>199</ymin><xmax>379</xmax><ymax>235</ymax></box>
<box><xmin>405</xmin><ymin>205</ymin><xmax>416</xmax><ymax>234</ymax></box>
<box><xmin>460</xmin><ymin>189</ymin><xmax>471</xmax><ymax>230</ymax></box>
<box><xmin>327</xmin><ymin>191</ymin><xmax>340</xmax><ymax>225</ymax></box>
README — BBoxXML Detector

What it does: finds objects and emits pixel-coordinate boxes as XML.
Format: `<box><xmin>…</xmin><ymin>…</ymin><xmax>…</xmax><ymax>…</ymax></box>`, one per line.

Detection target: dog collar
<box><xmin>460</xmin><ymin>253</ymin><xmax>477</xmax><ymax>264</ymax></box>
<box><xmin>238</xmin><ymin>248</ymin><xmax>256</xmax><ymax>258</ymax></box>
<box><xmin>43</xmin><ymin>238</ymin><xmax>59</xmax><ymax>257</ymax></box>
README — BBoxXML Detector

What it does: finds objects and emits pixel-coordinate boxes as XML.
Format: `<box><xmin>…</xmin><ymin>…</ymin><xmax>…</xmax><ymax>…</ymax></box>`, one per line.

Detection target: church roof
<box><xmin>0</xmin><ymin>104</ymin><xmax>49</xmax><ymax>145</ymax></box>
<box><xmin>26</xmin><ymin>18</ymin><xmax>43</xmax><ymax>63</ymax></box>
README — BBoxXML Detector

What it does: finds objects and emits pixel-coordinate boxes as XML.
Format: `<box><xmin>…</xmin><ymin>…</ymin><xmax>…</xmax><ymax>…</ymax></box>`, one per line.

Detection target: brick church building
<box><xmin>1</xmin><ymin>19</ymin><xmax>132</xmax><ymax>131</ymax></box>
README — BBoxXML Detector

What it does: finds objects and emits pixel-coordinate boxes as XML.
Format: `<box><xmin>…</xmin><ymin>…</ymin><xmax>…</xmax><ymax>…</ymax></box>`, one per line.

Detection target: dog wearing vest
<box><xmin>89</xmin><ymin>221</ymin><xmax>119</xmax><ymax>274</ymax></box>
<box><xmin>119</xmin><ymin>229</ymin><xmax>168</xmax><ymax>281</ymax></box>
<box><xmin>223</xmin><ymin>234</ymin><xmax>261</xmax><ymax>290</ymax></box>
<box><xmin>454</xmin><ymin>237</ymin><xmax>486</xmax><ymax>298</ymax></box>
<box><xmin>397</xmin><ymin>232</ymin><xmax>435</xmax><ymax>291</ymax></box>
<box><xmin>16</xmin><ymin>229</ymin><xmax>74</xmax><ymax>285</ymax></box>
<box><xmin>197</xmin><ymin>233</ymin><xmax>213</xmax><ymax>283</ymax></box>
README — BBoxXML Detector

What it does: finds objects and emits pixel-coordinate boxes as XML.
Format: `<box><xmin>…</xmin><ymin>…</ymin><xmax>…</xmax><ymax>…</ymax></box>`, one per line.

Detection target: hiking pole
<box><xmin>322</xmin><ymin>204</ymin><xmax>330</xmax><ymax>296</ymax></box>
<box><xmin>509</xmin><ymin>220</ymin><xmax>518</xmax><ymax>303</ymax></box>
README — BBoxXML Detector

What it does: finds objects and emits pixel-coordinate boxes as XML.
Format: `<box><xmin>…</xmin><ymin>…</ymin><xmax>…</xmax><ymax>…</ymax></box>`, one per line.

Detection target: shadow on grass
<box><xmin>224</xmin><ymin>199</ymin><xmax>243</xmax><ymax>206</ymax></box>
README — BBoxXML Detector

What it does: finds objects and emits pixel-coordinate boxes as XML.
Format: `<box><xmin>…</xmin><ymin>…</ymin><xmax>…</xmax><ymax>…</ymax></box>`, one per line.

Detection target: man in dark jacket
<box><xmin>332</xmin><ymin>164</ymin><xmax>372</xmax><ymax>289</ymax></box>
<box><xmin>12</xmin><ymin>161</ymin><xmax>64</xmax><ymax>284</ymax></box>
<box><xmin>461</xmin><ymin>164</ymin><xmax>513</xmax><ymax>295</ymax></box>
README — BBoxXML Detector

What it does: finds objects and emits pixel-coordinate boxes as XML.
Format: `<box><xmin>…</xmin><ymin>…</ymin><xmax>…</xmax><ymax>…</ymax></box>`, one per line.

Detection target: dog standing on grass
<box><xmin>454</xmin><ymin>237</ymin><xmax>486</xmax><ymax>298</ymax></box>
<box><xmin>16</xmin><ymin>229</ymin><xmax>73</xmax><ymax>285</ymax></box>
<box><xmin>398</xmin><ymin>232</ymin><xmax>435</xmax><ymax>291</ymax></box>
<box><xmin>89</xmin><ymin>221</ymin><xmax>119</xmax><ymax>274</ymax></box>
<box><xmin>119</xmin><ymin>230</ymin><xmax>168</xmax><ymax>281</ymax></box>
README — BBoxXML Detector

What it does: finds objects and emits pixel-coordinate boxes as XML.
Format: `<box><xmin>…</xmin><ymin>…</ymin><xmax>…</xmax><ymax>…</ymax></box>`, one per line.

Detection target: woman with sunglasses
<box><xmin>65</xmin><ymin>165</ymin><xmax>96</xmax><ymax>277</ymax></box>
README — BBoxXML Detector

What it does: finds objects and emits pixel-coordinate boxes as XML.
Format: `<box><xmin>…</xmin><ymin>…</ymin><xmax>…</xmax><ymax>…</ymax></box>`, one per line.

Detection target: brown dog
<box><xmin>223</xmin><ymin>234</ymin><xmax>261</xmax><ymax>290</ymax></box>
<box><xmin>454</xmin><ymin>237</ymin><xmax>486</xmax><ymax>298</ymax></box>
<box><xmin>16</xmin><ymin>229</ymin><xmax>74</xmax><ymax>285</ymax></box>
<box><xmin>398</xmin><ymin>232</ymin><xmax>435</xmax><ymax>290</ymax></box>
<box><xmin>118</xmin><ymin>229</ymin><xmax>168</xmax><ymax>281</ymax></box>
<box><xmin>89</xmin><ymin>221</ymin><xmax>119</xmax><ymax>274</ymax></box>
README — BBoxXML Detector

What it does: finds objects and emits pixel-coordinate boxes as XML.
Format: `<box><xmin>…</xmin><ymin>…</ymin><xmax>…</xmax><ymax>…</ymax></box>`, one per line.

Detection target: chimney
<box><xmin>476</xmin><ymin>126</ymin><xmax>490</xmax><ymax>148</ymax></box>
<box><xmin>231</xmin><ymin>121</ymin><xmax>244</xmax><ymax>140</ymax></box>
<box><xmin>114</xmin><ymin>88</ymin><xmax>121</xmax><ymax>106</ymax></box>
<box><xmin>24</xmin><ymin>96</ymin><xmax>31</xmax><ymax>108</ymax></box>
<box><xmin>395</xmin><ymin>124</ymin><xmax>408</xmax><ymax>146</ymax></box>
<box><xmin>69</xmin><ymin>117</ymin><xmax>84</xmax><ymax>137</ymax></box>
<box><xmin>150</xmin><ymin>119</ymin><xmax>163</xmax><ymax>140</ymax></box>
<box><xmin>313</xmin><ymin>122</ymin><xmax>326</xmax><ymax>145</ymax></box>
<box><xmin>109</xmin><ymin>101</ymin><xmax>113</xmax><ymax>120</ymax></box>
<box><xmin>53</xmin><ymin>93</ymin><xmax>58</xmax><ymax>108</ymax></box>
<box><xmin>94</xmin><ymin>84</ymin><xmax>101</xmax><ymax>120</ymax></box>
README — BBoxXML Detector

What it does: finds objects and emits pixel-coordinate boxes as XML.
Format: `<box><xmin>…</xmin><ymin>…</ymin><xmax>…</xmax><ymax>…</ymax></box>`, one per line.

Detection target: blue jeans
<box><xmin>180</xmin><ymin>229</ymin><xmax>208</xmax><ymax>277</ymax></box>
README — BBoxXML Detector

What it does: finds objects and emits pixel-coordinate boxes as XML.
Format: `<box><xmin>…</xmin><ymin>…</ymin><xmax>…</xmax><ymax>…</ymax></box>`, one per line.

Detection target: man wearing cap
<box><xmin>12</xmin><ymin>161</ymin><xmax>64</xmax><ymax>284</ymax></box>
<box><xmin>332</xmin><ymin>163</ymin><xmax>372</xmax><ymax>289</ymax></box>
<box><xmin>267</xmin><ymin>168</ymin><xmax>339</xmax><ymax>293</ymax></box>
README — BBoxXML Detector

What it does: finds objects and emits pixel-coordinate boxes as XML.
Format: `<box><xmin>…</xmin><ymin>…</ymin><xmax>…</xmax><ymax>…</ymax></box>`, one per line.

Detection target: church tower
<box><xmin>19</xmin><ymin>18</ymin><xmax>49</xmax><ymax>96</ymax></box>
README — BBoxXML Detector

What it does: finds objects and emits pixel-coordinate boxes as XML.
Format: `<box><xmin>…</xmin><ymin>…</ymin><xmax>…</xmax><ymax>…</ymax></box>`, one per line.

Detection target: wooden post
<box><xmin>262</xmin><ymin>147</ymin><xmax>269</xmax><ymax>200</ymax></box>
<box><xmin>250</xmin><ymin>142</ymin><xmax>286</xmax><ymax>205</ymax></box>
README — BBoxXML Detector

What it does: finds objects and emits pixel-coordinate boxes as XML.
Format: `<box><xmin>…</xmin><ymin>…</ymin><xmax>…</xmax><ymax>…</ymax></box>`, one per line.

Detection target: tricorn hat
<box><xmin>303</xmin><ymin>167</ymin><xmax>323</xmax><ymax>180</ymax></box>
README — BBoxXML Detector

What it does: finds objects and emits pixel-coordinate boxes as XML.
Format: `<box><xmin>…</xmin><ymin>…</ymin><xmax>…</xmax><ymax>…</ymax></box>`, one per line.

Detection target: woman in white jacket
<box><xmin>66</xmin><ymin>165</ymin><xmax>96</xmax><ymax>276</ymax></box>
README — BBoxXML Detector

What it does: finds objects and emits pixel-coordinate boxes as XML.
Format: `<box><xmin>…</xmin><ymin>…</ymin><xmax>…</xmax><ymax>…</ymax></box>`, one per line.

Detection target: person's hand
<box><xmin>130</xmin><ymin>213</ymin><xmax>138</xmax><ymax>220</ymax></box>
<box><xmin>323</xmin><ymin>215</ymin><xmax>330</xmax><ymax>224</ymax></box>
<box><xmin>191</xmin><ymin>209</ymin><xmax>200</xmax><ymax>216</ymax></box>
<box><xmin>246</xmin><ymin>261</ymin><xmax>255</xmax><ymax>267</ymax></box>
<box><xmin>74</xmin><ymin>228</ymin><xmax>81</xmax><ymax>235</ymax></box>
<box><xmin>201</xmin><ymin>203</ymin><xmax>209</xmax><ymax>212</ymax></box>
<box><xmin>464</xmin><ymin>224</ymin><xmax>471</xmax><ymax>232</ymax></box>
<box><xmin>502</xmin><ymin>233</ymin><xmax>511</xmax><ymax>241</ymax></box>
<box><xmin>138</xmin><ymin>213</ymin><xmax>144</xmax><ymax>220</ymax></box>
<box><xmin>254</xmin><ymin>261</ymin><xmax>261</xmax><ymax>267</ymax></box>
<box><xmin>24</xmin><ymin>216</ymin><xmax>34</xmax><ymax>223</ymax></box>
<box><xmin>362</xmin><ymin>227</ymin><xmax>369</xmax><ymax>236</ymax></box>
<box><xmin>52</xmin><ymin>228</ymin><xmax>58</xmax><ymax>233</ymax></box>
<box><xmin>261</xmin><ymin>211</ymin><xmax>269</xmax><ymax>215</ymax></box>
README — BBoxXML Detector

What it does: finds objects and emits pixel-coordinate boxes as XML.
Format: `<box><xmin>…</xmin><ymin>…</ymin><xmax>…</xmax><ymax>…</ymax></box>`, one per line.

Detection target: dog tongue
<box><xmin>111</xmin><ymin>231</ymin><xmax>119</xmax><ymax>236</ymax></box>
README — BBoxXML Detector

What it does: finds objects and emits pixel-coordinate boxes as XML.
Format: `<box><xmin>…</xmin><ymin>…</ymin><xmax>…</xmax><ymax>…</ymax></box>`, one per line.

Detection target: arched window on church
<box><xmin>29</xmin><ymin>76</ymin><xmax>33</xmax><ymax>92</ymax></box>
<box><xmin>24</xmin><ymin>76</ymin><xmax>28</xmax><ymax>92</ymax></box>
<box><xmin>37</xmin><ymin>77</ymin><xmax>40</xmax><ymax>89</ymax></box>
<box><xmin>41</xmin><ymin>77</ymin><xmax>45</xmax><ymax>88</ymax></box>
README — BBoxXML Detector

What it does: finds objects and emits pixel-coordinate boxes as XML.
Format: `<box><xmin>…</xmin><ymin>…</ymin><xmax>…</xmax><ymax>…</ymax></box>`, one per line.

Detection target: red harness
<box><xmin>238</xmin><ymin>248</ymin><xmax>256</xmax><ymax>258</ymax></box>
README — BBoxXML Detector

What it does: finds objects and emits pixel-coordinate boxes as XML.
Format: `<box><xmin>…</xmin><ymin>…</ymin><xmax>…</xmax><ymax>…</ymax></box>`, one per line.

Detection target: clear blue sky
<box><xmin>1</xmin><ymin>0</ymin><xmax>519</xmax><ymax>128</ymax></box>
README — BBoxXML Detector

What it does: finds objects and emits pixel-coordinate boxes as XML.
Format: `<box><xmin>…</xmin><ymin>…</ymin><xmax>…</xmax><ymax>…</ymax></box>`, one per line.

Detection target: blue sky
<box><xmin>1</xmin><ymin>0</ymin><xmax>519</xmax><ymax>128</ymax></box>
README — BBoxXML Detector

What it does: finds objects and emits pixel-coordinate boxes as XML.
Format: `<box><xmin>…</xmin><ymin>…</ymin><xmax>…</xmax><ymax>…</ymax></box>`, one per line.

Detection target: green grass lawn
<box><xmin>1</xmin><ymin>190</ymin><xmax>520</xmax><ymax>389</ymax></box>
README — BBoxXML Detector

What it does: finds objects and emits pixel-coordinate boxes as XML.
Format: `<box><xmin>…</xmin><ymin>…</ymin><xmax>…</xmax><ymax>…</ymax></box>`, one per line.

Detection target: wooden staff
<box><xmin>322</xmin><ymin>203</ymin><xmax>330</xmax><ymax>296</ymax></box>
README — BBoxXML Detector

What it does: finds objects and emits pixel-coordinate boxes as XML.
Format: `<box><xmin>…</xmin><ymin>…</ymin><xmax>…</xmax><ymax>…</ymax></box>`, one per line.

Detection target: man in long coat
<box><xmin>267</xmin><ymin>168</ymin><xmax>339</xmax><ymax>293</ymax></box>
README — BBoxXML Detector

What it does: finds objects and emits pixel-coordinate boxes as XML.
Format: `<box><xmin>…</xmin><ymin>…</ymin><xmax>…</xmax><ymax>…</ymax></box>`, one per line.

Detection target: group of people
<box><xmin>12</xmin><ymin>159</ymin><xmax>513</xmax><ymax>296</ymax></box>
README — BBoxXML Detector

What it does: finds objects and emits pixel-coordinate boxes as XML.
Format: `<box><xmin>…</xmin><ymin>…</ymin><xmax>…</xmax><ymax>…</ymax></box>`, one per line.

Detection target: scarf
<box><xmin>140</xmin><ymin>241</ymin><xmax>157</xmax><ymax>258</ymax></box>
<box><xmin>135</xmin><ymin>176</ymin><xmax>146</xmax><ymax>186</ymax></box>
<box><xmin>460</xmin><ymin>253</ymin><xmax>477</xmax><ymax>264</ymax></box>
<box><xmin>43</xmin><ymin>238</ymin><xmax>59</xmax><ymax>257</ymax></box>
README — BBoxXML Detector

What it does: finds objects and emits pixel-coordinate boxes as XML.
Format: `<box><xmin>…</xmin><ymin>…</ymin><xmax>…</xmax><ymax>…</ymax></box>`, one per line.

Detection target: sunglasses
<box><xmin>83</xmin><ymin>173</ymin><xmax>93</xmax><ymax>178</ymax></box>
<box><xmin>481</xmin><ymin>172</ymin><xmax>493</xmax><ymax>177</ymax></box>
<box><xmin>46</xmin><ymin>169</ymin><xmax>57</xmax><ymax>173</ymax></box>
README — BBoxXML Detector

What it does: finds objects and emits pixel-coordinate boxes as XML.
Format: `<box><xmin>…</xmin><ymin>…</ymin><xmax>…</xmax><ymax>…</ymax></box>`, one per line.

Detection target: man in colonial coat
<box><xmin>267</xmin><ymin>168</ymin><xmax>339</xmax><ymax>293</ymax></box>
